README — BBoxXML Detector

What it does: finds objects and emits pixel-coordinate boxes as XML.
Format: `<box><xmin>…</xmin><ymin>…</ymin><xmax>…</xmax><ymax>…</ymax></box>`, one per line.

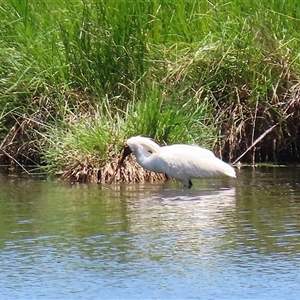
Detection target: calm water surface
<box><xmin>1</xmin><ymin>167</ymin><xmax>300</xmax><ymax>299</ymax></box>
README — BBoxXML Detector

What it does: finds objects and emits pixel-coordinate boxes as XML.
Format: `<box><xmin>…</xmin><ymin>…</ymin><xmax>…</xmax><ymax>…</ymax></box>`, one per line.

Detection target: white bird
<box><xmin>114</xmin><ymin>136</ymin><xmax>236</xmax><ymax>188</ymax></box>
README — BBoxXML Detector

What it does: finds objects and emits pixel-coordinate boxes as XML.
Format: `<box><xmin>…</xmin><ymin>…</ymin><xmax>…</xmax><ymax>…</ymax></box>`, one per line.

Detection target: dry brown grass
<box><xmin>216</xmin><ymin>82</ymin><xmax>300</xmax><ymax>163</ymax></box>
<box><xmin>60</xmin><ymin>156</ymin><xmax>167</xmax><ymax>184</ymax></box>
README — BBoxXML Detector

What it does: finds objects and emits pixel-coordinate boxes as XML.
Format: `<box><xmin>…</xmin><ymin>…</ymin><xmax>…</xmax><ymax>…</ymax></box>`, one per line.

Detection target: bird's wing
<box><xmin>161</xmin><ymin>144</ymin><xmax>216</xmax><ymax>158</ymax></box>
<box><xmin>156</xmin><ymin>146</ymin><xmax>235</xmax><ymax>179</ymax></box>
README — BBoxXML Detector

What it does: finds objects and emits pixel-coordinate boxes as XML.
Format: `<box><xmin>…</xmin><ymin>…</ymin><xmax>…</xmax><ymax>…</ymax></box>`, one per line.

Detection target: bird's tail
<box><xmin>222</xmin><ymin>163</ymin><xmax>236</xmax><ymax>178</ymax></box>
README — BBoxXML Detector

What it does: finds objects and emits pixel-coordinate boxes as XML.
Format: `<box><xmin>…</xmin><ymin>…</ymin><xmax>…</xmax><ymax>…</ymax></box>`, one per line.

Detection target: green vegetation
<box><xmin>0</xmin><ymin>0</ymin><xmax>300</xmax><ymax>182</ymax></box>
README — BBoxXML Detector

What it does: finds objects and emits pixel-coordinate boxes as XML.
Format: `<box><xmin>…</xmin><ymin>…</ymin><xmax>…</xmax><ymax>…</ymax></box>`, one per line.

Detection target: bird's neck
<box><xmin>134</xmin><ymin>148</ymin><xmax>154</xmax><ymax>170</ymax></box>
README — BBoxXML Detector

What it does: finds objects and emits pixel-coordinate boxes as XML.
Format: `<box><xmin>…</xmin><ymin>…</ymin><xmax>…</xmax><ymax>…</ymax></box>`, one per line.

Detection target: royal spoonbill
<box><xmin>112</xmin><ymin>136</ymin><xmax>236</xmax><ymax>188</ymax></box>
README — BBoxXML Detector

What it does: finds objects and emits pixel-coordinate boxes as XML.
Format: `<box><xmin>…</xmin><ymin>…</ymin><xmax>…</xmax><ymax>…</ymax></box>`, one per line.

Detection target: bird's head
<box><xmin>118</xmin><ymin>136</ymin><xmax>159</xmax><ymax>167</ymax></box>
<box><xmin>109</xmin><ymin>136</ymin><xmax>158</xmax><ymax>185</ymax></box>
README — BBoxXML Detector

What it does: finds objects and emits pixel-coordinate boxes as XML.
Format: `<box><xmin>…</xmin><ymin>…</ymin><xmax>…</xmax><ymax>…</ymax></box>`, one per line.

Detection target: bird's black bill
<box><xmin>108</xmin><ymin>145</ymin><xmax>132</xmax><ymax>184</ymax></box>
<box><xmin>120</xmin><ymin>145</ymin><xmax>133</xmax><ymax>164</ymax></box>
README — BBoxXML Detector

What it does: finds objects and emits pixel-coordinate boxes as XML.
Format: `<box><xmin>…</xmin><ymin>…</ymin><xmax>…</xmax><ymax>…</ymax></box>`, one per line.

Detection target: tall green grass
<box><xmin>1</xmin><ymin>0</ymin><xmax>300</xmax><ymax>177</ymax></box>
<box><xmin>2</xmin><ymin>0</ymin><xmax>300</xmax><ymax>100</ymax></box>
<box><xmin>40</xmin><ymin>83</ymin><xmax>215</xmax><ymax>175</ymax></box>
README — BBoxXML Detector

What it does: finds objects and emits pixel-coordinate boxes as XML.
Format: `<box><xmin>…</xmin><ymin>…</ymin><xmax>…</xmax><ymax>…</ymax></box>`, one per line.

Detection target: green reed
<box><xmin>1</xmin><ymin>0</ymin><xmax>300</xmax><ymax>172</ymax></box>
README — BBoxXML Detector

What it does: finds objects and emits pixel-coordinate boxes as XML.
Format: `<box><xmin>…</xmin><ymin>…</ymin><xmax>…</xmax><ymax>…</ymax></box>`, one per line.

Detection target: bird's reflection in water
<box><xmin>126</xmin><ymin>186</ymin><xmax>236</xmax><ymax>252</ymax></box>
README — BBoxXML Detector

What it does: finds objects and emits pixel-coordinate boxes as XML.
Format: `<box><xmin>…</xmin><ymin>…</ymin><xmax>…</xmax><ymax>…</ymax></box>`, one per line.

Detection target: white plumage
<box><xmin>123</xmin><ymin>136</ymin><xmax>236</xmax><ymax>188</ymax></box>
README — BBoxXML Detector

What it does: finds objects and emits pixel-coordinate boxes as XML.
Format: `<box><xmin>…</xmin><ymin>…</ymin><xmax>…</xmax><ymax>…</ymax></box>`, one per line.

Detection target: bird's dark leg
<box><xmin>164</xmin><ymin>174</ymin><xmax>170</xmax><ymax>181</ymax></box>
<box><xmin>188</xmin><ymin>180</ymin><xmax>193</xmax><ymax>189</ymax></box>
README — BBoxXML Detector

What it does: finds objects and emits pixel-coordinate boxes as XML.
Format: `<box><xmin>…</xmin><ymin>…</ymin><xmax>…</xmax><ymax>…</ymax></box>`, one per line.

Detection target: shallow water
<box><xmin>1</xmin><ymin>167</ymin><xmax>300</xmax><ymax>299</ymax></box>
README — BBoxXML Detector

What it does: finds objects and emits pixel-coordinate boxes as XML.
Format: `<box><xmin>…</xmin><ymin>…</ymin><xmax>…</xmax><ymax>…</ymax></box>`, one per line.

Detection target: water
<box><xmin>1</xmin><ymin>167</ymin><xmax>300</xmax><ymax>299</ymax></box>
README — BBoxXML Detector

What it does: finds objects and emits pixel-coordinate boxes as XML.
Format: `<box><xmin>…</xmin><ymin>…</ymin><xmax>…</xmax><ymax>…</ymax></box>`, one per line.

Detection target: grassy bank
<box><xmin>1</xmin><ymin>0</ymin><xmax>300</xmax><ymax>182</ymax></box>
